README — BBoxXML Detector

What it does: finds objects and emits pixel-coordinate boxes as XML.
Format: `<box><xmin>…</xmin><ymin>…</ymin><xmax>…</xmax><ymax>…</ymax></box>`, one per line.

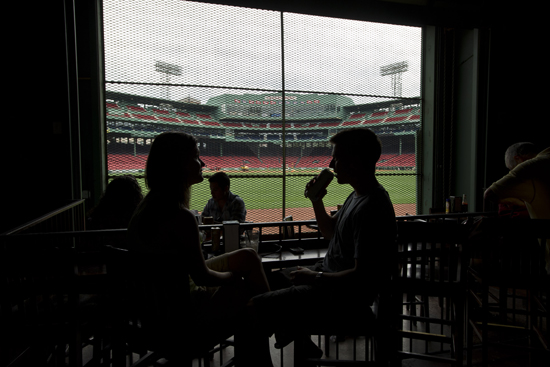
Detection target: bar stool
<box><xmin>466</xmin><ymin>218</ymin><xmax>549</xmax><ymax>367</ymax></box>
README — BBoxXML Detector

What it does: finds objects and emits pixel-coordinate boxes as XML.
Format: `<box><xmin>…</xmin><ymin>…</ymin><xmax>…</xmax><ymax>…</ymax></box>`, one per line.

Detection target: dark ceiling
<box><xmin>189</xmin><ymin>0</ymin><xmax>498</xmax><ymax>28</ymax></box>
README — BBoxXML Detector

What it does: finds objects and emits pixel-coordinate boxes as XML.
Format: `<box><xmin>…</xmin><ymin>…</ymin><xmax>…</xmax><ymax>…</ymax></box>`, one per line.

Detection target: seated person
<box><xmin>128</xmin><ymin>132</ymin><xmax>273</xmax><ymax>366</ymax></box>
<box><xmin>251</xmin><ymin>128</ymin><xmax>397</xmax><ymax>357</ymax></box>
<box><xmin>496</xmin><ymin>142</ymin><xmax>537</xmax><ymax>218</ymax></box>
<box><xmin>202</xmin><ymin>171</ymin><xmax>247</xmax><ymax>223</ymax></box>
<box><xmin>484</xmin><ymin>144</ymin><xmax>550</xmax><ymax>273</ymax></box>
<box><xmin>86</xmin><ymin>175</ymin><xmax>143</xmax><ymax>229</ymax></box>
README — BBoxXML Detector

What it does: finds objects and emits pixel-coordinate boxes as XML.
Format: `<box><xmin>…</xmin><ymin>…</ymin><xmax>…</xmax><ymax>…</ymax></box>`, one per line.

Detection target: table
<box><xmin>260</xmin><ymin>248</ymin><xmax>327</xmax><ymax>270</ymax></box>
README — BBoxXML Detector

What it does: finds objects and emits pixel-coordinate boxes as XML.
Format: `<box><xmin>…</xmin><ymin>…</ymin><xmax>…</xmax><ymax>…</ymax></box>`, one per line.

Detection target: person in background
<box><xmin>86</xmin><ymin>175</ymin><xmax>143</xmax><ymax>230</ymax></box>
<box><xmin>202</xmin><ymin>171</ymin><xmax>247</xmax><ymax>223</ymax></box>
<box><xmin>484</xmin><ymin>144</ymin><xmax>550</xmax><ymax>273</ymax></box>
<box><xmin>495</xmin><ymin>142</ymin><xmax>538</xmax><ymax>218</ymax></box>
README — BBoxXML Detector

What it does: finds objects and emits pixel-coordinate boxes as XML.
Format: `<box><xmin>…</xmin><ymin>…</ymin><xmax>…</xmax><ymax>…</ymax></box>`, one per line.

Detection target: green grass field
<box><xmin>119</xmin><ymin>171</ymin><xmax>417</xmax><ymax>212</ymax></box>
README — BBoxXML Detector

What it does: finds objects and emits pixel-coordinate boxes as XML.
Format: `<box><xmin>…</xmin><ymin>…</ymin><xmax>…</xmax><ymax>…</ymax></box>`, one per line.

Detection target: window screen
<box><xmin>103</xmin><ymin>0</ymin><xmax>422</xmax><ymax>222</ymax></box>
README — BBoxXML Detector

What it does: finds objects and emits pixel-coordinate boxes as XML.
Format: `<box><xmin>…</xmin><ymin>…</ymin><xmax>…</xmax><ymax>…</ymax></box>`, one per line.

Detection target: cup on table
<box><xmin>246</xmin><ymin>229</ymin><xmax>260</xmax><ymax>252</ymax></box>
<box><xmin>211</xmin><ymin>227</ymin><xmax>222</xmax><ymax>253</ymax></box>
<box><xmin>202</xmin><ymin>216</ymin><xmax>213</xmax><ymax>240</ymax></box>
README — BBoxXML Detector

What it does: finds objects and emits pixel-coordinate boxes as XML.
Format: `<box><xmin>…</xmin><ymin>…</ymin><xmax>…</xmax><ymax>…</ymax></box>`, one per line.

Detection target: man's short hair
<box><xmin>329</xmin><ymin>127</ymin><xmax>382</xmax><ymax>169</ymax></box>
<box><xmin>209</xmin><ymin>171</ymin><xmax>230</xmax><ymax>190</ymax></box>
<box><xmin>504</xmin><ymin>142</ymin><xmax>538</xmax><ymax>169</ymax></box>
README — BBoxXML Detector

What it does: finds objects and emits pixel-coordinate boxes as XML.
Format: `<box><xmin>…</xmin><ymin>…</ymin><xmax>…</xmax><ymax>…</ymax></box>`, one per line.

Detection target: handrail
<box><xmin>1</xmin><ymin>199</ymin><xmax>87</xmax><ymax>236</ymax></box>
<box><xmin>3</xmin><ymin>212</ymin><xmax>498</xmax><ymax>239</ymax></box>
<box><xmin>395</xmin><ymin>211</ymin><xmax>497</xmax><ymax>221</ymax></box>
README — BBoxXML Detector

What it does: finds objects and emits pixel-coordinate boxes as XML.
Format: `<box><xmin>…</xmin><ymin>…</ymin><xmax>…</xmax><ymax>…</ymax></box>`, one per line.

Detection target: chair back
<box><xmin>396</xmin><ymin>220</ymin><xmax>467</xmax><ymax>291</ymax></box>
<box><xmin>105</xmin><ymin>246</ymin><xmax>193</xmax><ymax>353</ymax></box>
<box><xmin>471</xmin><ymin>218</ymin><xmax>549</xmax><ymax>287</ymax></box>
<box><xmin>1</xmin><ymin>237</ymin><xmax>78</xmax><ymax>367</ymax></box>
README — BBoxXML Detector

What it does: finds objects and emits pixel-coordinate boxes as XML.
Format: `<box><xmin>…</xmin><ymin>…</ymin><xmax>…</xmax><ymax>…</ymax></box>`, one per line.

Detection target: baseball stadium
<box><xmin>106</xmin><ymin>90</ymin><xmax>420</xmax><ymax>222</ymax></box>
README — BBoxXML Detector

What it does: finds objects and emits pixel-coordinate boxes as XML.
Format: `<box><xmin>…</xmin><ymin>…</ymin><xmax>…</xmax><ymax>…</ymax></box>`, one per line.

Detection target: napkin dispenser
<box><xmin>222</xmin><ymin>220</ymin><xmax>240</xmax><ymax>253</ymax></box>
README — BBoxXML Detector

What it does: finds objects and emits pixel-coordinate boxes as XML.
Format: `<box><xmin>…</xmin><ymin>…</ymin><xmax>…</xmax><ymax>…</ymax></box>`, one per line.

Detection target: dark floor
<box><xmin>83</xmin><ymin>291</ymin><xmax>547</xmax><ymax>367</ymax></box>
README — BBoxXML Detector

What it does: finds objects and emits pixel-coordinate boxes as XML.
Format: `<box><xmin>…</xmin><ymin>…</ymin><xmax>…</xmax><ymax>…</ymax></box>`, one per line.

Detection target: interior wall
<box><xmin>484</xmin><ymin>24</ymin><xmax>548</xmax><ymax>191</ymax></box>
<box><xmin>1</xmin><ymin>1</ymin><xmax>79</xmax><ymax>233</ymax></box>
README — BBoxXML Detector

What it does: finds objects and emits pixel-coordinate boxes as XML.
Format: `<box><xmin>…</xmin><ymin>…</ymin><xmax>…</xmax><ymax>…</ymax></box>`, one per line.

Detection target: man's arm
<box><xmin>305</xmin><ymin>177</ymin><xmax>338</xmax><ymax>238</ymax></box>
<box><xmin>311</xmin><ymin>198</ymin><xmax>338</xmax><ymax>239</ymax></box>
<box><xmin>201</xmin><ymin>201</ymin><xmax>211</xmax><ymax>217</ymax></box>
<box><xmin>230</xmin><ymin>196</ymin><xmax>247</xmax><ymax>222</ymax></box>
<box><xmin>290</xmin><ymin>258</ymin><xmax>363</xmax><ymax>286</ymax></box>
<box><xmin>484</xmin><ymin>187</ymin><xmax>527</xmax><ymax>207</ymax></box>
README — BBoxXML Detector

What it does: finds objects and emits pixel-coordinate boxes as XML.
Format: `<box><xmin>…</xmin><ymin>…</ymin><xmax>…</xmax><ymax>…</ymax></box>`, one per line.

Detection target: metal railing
<box><xmin>1</xmin><ymin>199</ymin><xmax>86</xmax><ymax>236</ymax></box>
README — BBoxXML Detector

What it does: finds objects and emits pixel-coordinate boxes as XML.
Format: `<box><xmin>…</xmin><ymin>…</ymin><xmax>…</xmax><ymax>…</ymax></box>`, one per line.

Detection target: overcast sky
<box><xmin>103</xmin><ymin>0</ymin><xmax>422</xmax><ymax>105</ymax></box>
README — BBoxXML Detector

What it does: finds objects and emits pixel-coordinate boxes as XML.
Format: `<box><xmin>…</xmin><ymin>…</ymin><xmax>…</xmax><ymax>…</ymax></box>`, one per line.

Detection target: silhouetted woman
<box><xmin>128</xmin><ymin>131</ymin><xmax>273</xmax><ymax>366</ymax></box>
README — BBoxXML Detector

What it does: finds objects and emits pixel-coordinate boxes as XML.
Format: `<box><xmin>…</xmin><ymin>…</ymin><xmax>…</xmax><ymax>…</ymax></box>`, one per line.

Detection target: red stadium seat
<box><xmin>201</xmin><ymin>121</ymin><xmax>221</xmax><ymax>127</ymax></box>
<box><xmin>342</xmin><ymin>120</ymin><xmax>362</xmax><ymax>126</ymax></box>
<box><xmin>152</xmin><ymin>108</ymin><xmax>170</xmax><ymax>115</ymax></box>
<box><xmin>159</xmin><ymin>117</ymin><xmax>180</xmax><ymax>123</ymax></box>
<box><xmin>364</xmin><ymin>118</ymin><xmax>384</xmax><ymax>124</ymax></box>
<box><xmin>385</xmin><ymin>116</ymin><xmax>407</xmax><ymax>123</ymax></box>
<box><xmin>127</xmin><ymin>105</ymin><xmax>146</xmax><ymax>112</ymax></box>
<box><xmin>132</xmin><ymin>114</ymin><xmax>158</xmax><ymax>121</ymax></box>
<box><xmin>394</xmin><ymin>108</ymin><xmax>413</xmax><ymax>114</ymax></box>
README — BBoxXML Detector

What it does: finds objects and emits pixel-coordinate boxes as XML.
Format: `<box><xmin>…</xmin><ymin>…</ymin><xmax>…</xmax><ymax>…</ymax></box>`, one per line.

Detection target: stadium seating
<box><xmin>364</xmin><ymin>118</ymin><xmax>384</xmax><ymax>124</ymax></box>
<box><xmin>201</xmin><ymin>121</ymin><xmax>221</xmax><ymax>127</ymax></box>
<box><xmin>107</xmin><ymin>154</ymin><xmax>147</xmax><ymax>171</ymax></box>
<box><xmin>341</xmin><ymin>120</ymin><xmax>362</xmax><ymax>126</ymax></box>
<box><xmin>349</xmin><ymin>113</ymin><xmax>366</xmax><ymax>119</ymax></box>
<box><xmin>196</xmin><ymin>113</ymin><xmax>212</xmax><ymax>119</ymax></box>
<box><xmin>394</xmin><ymin>108</ymin><xmax>413</xmax><ymax>114</ymax></box>
<box><xmin>385</xmin><ymin>116</ymin><xmax>408</xmax><ymax>123</ymax></box>
<box><xmin>106</xmin><ymin>153</ymin><xmax>417</xmax><ymax>172</ymax></box>
<box><xmin>152</xmin><ymin>108</ymin><xmax>170</xmax><ymax>115</ymax></box>
<box><xmin>223</xmin><ymin>122</ymin><xmax>244</xmax><ymax>128</ymax></box>
<box><xmin>377</xmin><ymin>153</ymin><xmax>415</xmax><ymax>168</ymax></box>
<box><xmin>158</xmin><ymin>117</ymin><xmax>180</xmax><ymax>123</ymax></box>
<box><xmin>126</xmin><ymin>105</ymin><xmax>146</xmax><ymax>112</ymax></box>
<box><xmin>132</xmin><ymin>114</ymin><xmax>158</xmax><ymax>121</ymax></box>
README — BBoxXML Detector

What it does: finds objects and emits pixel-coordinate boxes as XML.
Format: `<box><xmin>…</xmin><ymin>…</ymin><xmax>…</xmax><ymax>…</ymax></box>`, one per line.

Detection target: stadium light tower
<box><xmin>380</xmin><ymin>61</ymin><xmax>409</xmax><ymax>97</ymax></box>
<box><xmin>155</xmin><ymin>61</ymin><xmax>182</xmax><ymax>100</ymax></box>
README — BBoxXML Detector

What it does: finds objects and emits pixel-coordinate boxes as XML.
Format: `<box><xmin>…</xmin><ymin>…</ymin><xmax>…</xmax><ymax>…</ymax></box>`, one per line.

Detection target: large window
<box><xmin>103</xmin><ymin>0</ymin><xmax>422</xmax><ymax>222</ymax></box>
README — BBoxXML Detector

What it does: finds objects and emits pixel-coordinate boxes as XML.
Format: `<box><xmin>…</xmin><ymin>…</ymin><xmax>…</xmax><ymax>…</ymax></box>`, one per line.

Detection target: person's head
<box><xmin>328</xmin><ymin>127</ymin><xmax>382</xmax><ymax>184</ymax></box>
<box><xmin>208</xmin><ymin>171</ymin><xmax>230</xmax><ymax>202</ymax></box>
<box><xmin>88</xmin><ymin>175</ymin><xmax>143</xmax><ymax>228</ymax></box>
<box><xmin>504</xmin><ymin>142</ymin><xmax>537</xmax><ymax>170</ymax></box>
<box><xmin>103</xmin><ymin>175</ymin><xmax>143</xmax><ymax>207</ymax></box>
<box><xmin>145</xmin><ymin>131</ymin><xmax>205</xmax><ymax>207</ymax></box>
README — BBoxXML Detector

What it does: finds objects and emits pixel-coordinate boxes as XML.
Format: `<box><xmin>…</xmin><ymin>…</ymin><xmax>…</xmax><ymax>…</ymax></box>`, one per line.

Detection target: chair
<box><xmin>283</xmin><ymin>235</ymin><xmax>398</xmax><ymax>367</ymax></box>
<box><xmin>293</xmin><ymin>292</ymin><xmax>398</xmax><ymax>367</ymax></box>
<box><xmin>1</xmin><ymin>237</ymin><xmax>82</xmax><ymax>367</ymax></box>
<box><xmin>466</xmin><ymin>218</ymin><xmax>549</xmax><ymax>367</ymax></box>
<box><xmin>105</xmin><ymin>246</ymin><xmax>234</xmax><ymax>367</ymax></box>
<box><xmin>394</xmin><ymin>220</ymin><xmax>467</xmax><ymax>366</ymax></box>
